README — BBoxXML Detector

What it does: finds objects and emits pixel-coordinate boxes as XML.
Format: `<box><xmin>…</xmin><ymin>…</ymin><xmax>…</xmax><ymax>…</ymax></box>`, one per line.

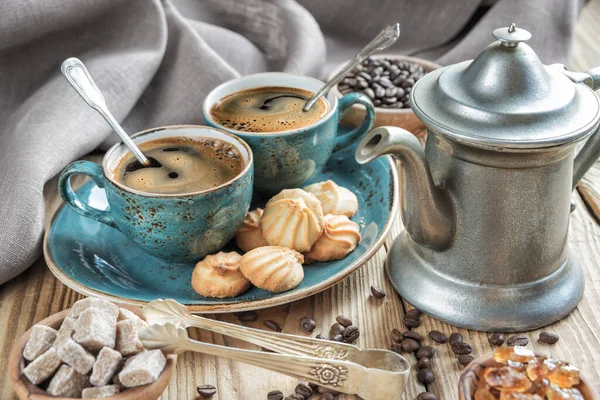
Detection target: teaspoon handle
<box><xmin>61</xmin><ymin>57</ymin><xmax>150</xmax><ymax>165</ymax></box>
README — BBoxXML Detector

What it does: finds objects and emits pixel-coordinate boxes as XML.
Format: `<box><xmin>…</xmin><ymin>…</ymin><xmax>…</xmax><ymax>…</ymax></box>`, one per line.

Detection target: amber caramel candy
<box><xmin>499</xmin><ymin>391</ymin><xmax>543</xmax><ymax>400</ymax></box>
<box><xmin>547</xmin><ymin>363</ymin><xmax>580</xmax><ymax>389</ymax></box>
<box><xmin>547</xmin><ymin>385</ymin><xmax>584</xmax><ymax>400</ymax></box>
<box><xmin>484</xmin><ymin>367</ymin><xmax>532</xmax><ymax>392</ymax></box>
<box><xmin>494</xmin><ymin>346</ymin><xmax>536</xmax><ymax>364</ymax></box>
<box><xmin>475</xmin><ymin>376</ymin><xmax>500</xmax><ymax>400</ymax></box>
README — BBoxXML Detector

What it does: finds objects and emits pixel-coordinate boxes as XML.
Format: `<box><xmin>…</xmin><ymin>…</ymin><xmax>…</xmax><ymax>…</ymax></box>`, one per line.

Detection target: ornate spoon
<box><xmin>140</xmin><ymin>322</ymin><xmax>409</xmax><ymax>400</ymax></box>
<box><xmin>303</xmin><ymin>23</ymin><xmax>401</xmax><ymax>111</ymax></box>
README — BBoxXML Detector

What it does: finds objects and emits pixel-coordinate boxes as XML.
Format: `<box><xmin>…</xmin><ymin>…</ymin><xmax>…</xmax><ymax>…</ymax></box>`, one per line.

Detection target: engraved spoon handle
<box><xmin>303</xmin><ymin>23</ymin><xmax>401</xmax><ymax>111</ymax></box>
<box><xmin>60</xmin><ymin>57</ymin><xmax>150</xmax><ymax>166</ymax></box>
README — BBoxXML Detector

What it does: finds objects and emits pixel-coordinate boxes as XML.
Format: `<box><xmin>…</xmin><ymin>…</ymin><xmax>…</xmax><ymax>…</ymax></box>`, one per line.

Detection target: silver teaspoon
<box><xmin>303</xmin><ymin>23</ymin><xmax>401</xmax><ymax>112</ymax></box>
<box><xmin>61</xmin><ymin>57</ymin><xmax>151</xmax><ymax>166</ymax></box>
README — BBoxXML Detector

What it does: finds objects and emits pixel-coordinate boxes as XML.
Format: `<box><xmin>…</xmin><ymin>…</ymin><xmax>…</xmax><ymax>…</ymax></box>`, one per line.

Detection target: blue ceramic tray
<box><xmin>44</xmin><ymin>142</ymin><xmax>398</xmax><ymax>313</ymax></box>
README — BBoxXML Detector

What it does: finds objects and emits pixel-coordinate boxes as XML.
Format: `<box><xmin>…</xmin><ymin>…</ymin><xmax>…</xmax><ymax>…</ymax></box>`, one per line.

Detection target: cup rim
<box><xmin>102</xmin><ymin>125</ymin><xmax>254</xmax><ymax>198</ymax></box>
<box><xmin>202</xmin><ymin>72</ymin><xmax>339</xmax><ymax>137</ymax></box>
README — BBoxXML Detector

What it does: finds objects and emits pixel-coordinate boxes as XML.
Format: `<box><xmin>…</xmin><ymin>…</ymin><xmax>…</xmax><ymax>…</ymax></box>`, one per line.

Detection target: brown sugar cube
<box><xmin>90</xmin><ymin>347</ymin><xmax>123</xmax><ymax>387</ymax></box>
<box><xmin>22</xmin><ymin>347</ymin><xmax>62</xmax><ymax>385</ymax></box>
<box><xmin>82</xmin><ymin>384</ymin><xmax>121</xmax><ymax>398</ymax></box>
<box><xmin>73</xmin><ymin>307</ymin><xmax>117</xmax><ymax>351</ymax></box>
<box><xmin>115</xmin><ymin>318</ymin><xmax>148</xmax><ymax>356</ymax></box>
<box><xmin>23</xmin><ymin>325</ymin><xmax>57</xmax><ymax>361</ymax></box>
<box><xmin>71</xmin><ymin>297</ymin><xmax>119</xmax><ymax>319</ymax></box>
<box><xmin>118</xmin><ymin>350</ymin><xmax>166</xmax><ymax>388</ymax></box>
<box><xmin>54</xmin><ymin>316</ymin><xmax>77</xmax><ymax>348</ymax></box>
<box><xmin>118</xmin><ymin>307</ymin><xmax>142</xmax><ymax>322</ymax></box>
<box><xmin>47</xmin><ymin>364</ymin><xmax>90</xmax><ymax>397</ymax></box>
<box><xmin>56</xmin><ymin>337</ymin><xmax>96</xmax><ymax>374</ymax></box>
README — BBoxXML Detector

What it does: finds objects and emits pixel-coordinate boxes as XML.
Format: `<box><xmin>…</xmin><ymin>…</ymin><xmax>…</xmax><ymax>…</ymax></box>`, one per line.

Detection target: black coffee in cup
<box><xmin>113</xmin><ymin>137</ymin><xmax>244</xmax><ymax>194</ymax></box>
<box><xmin>209</xmin><ymin>86</ymin><xmax>329</xmax><ymax>133</ymax></box>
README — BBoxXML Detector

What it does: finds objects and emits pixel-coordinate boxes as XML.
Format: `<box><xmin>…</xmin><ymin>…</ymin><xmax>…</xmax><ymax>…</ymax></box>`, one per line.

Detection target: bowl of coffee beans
<box><xmin>329</xmin><ymin>54</ymin><xmax>440</xmax><ymax>135</ymax></box>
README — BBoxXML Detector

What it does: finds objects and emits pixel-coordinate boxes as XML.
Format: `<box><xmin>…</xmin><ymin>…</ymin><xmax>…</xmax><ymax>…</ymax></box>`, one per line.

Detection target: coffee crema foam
<box><xmin>112</xmin><ymin>137</ymin><xmax>244</xmax><ymax>195</ymax></box>
<box><xmin>210</xmin><ymin>86</ymin><xmax>329</xmax><ymax>133</ymax></box>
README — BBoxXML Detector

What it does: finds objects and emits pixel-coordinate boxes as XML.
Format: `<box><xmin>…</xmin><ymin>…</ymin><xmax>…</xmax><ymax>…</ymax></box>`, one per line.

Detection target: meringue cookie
<box><xmin>304</xmin><ymin>214</ymin><xmax>361</xmax><ymax>262</ymax></box>
<box><xmin>191</xmin><ymin>252</ymin><xmax>251</xmax><ymax>298</ymax></box>
<box><xmin>240</xmin><ymin>246</ymin><xmax>304</xmax><ymax>293</ymax></box>
<box><xmin>303</xmin><ymin>180</ymin><xmax>358</xmax><ymax>218</ymax></box>
<box><xmin>235</xmin><ymin>208</ymin><xmax>268</xmax><ymax>252</ymax></box>
<box><xmin>261</xmin><ymin>189</ymin><xmax>324</xmax><ymax>252</ymax></box>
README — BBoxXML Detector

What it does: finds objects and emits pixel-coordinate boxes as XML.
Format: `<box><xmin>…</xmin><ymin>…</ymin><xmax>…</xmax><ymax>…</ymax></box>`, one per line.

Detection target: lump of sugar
<box><xmin>56</xmin><ymin>337</ymin><xmax>96</xmax><ymax>375</ymax></box>
<box><xmin>118</xmin><ymin>307</ymin><xmax>142</xmax><ymax>321</ymax></box>
<box><xmin>23</xmin><ymin>325</ymin><xmax>57</xmax><ymax>361</ymax></box>
<box><xmin>118</xmin><ymin>350</ymin><xmax>166</xmax><ymax>388</ymax></box>
<box><xmin>54</xmin><ymin>315</ymin><xmax>77</xmax><ymax>348</ymax></box>
<box><xmin>90</xmin><ymin>347</ymin><xmax>122</xmax><ymax>387</ymax></box>
<box><xmin>47</xmin><ymin>365</ymin><xmax>90</xmax><ymax>397</ymax></box>
<box><xmin>22</xmin><ymin>347</ymin><xmax>62</xmax><ymax>385</ymax></box>
<box><xmin>115</xmin><ymin>319</ymin><xmax>148</xmax><ymax>356</ymax></box>
<box><xmin>71</xmin><ymin>297</ymin><xmax>119</xmax><ymax>319</ymax></box>
<box><xmin>73</xmin><ymin>308</ymin><xmax>117</xmax><ymax>351</ymax></box>
<box><xmin>82</xmin><ymin>384</ymin><xmax>121</xmax><ymax>398</ymax></box>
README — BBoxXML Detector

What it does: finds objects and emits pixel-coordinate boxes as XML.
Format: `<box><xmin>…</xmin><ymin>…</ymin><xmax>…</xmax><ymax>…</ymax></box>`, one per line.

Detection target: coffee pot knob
<box><xmin>492</xmin><ymin>23</ymin><xmax>532</xmax><ymax>47</ymax></box>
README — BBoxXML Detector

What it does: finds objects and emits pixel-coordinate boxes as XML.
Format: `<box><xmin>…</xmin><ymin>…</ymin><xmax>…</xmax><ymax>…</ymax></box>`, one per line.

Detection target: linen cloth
<box><xmin>0</xmin><ymin>0</ymin><xmax>584</xmax><ymax>284</ymax></box>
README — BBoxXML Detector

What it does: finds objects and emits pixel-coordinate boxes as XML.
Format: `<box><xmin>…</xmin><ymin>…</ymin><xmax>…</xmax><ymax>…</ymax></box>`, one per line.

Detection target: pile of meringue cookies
<box><xmin>190</xmin><ymin>180</ymin><xmax>362</xmax><ymax>298</ymax></box>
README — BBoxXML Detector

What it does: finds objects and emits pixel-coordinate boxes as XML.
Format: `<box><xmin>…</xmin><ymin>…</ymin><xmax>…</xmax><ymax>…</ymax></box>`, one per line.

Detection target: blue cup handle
<box><xmin>335</xmin><ymin>92</ymin><xmax>376</xmax><ymax>150</ymax></box>
<box><xmin>58</xmin><ymin>160</ymin><xmax>117</xmax><ymax>228</ymax></box>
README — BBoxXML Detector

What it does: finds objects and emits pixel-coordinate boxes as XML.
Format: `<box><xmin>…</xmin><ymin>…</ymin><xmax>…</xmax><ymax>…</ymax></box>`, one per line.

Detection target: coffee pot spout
<box><xmin>356</xmin><ymin>127</ymin><xmax>454</xmax><ymax>249</ymax></box>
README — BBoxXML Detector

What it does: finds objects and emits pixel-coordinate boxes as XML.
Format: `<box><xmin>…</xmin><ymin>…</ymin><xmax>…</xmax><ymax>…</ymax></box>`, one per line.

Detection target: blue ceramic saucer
<box><xmin>44</xmin><ymin>134</ymin><xmax>398</xmax><ymax>313</ymax></box>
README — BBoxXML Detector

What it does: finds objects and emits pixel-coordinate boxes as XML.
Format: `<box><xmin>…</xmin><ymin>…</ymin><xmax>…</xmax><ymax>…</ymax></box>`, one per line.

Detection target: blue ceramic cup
<box><xmin>57</xmin><ymin>125</ymin><xmax>254</xmax><ymax>262</ymax></box>
<box><xmin>202</xmin><ymin>72</ymin><xmax>375</xmax><ymax>193</ymax></box>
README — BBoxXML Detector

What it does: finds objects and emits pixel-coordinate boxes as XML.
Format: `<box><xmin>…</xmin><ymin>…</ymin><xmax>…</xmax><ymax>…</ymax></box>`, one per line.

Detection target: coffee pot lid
<box><xmin>410</xmin><ymin>24</ymin><xmax>600</xmax><ymax>150</ymax></box>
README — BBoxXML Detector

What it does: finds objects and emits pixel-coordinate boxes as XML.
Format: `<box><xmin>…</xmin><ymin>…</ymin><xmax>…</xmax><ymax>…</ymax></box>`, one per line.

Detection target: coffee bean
<box><xmin>363</xmin><ymin>88</ymin><xmax>375</xmax><ymax>100</ymax></box>
<box><xmin>404</xmin><ymin>315</ymin><xmax>421</xmax><ymax>328</ymax></box>
<box><xmin>308</xmin><ymin>383</ymin><xmax>318</xmax><ymax>391</ymax></box>
<box><xmin>416</xmin><ymin>345</ymin><xmax>436</xmax><ymax>359</ymax></box>
<box><xmin>379</xmin><ymin>77</ymin><xmax>393</xmax><ymax>88</ymax></box>
<box><xmin>359</xmin><ymin>72</ymin><xmax>372</xmax><ymax>81</ymax></box>
<box><xmin>417</xmin><ymin>369</ymin><xmax>435</xmax><ymax>385</ymax></box>
<box><xmin>391</xmin><ymin>343</ymin><xmax>402</xmax><ymax>354</ymax></box>
<box><xmin>539</xmin><ymin>331</ymin><xmax>559</xmax><ymax>344</ymax></box>
<box><xmin>372</xmin><ymin>75</ymin><xmax>381</xmax><ymax>82</ymax></box>
<box><xmin>391</xmin><ymin>328</ymin><xmax>403</xmax><ymax>343</ymax></box>
<box><xmin>416</xmin><ymin>392</ymin><xmax>438</xmax><ymax>400</ymax></box>
<box><xmin>330</xmin><ymin>323</ymin><xmax>345</xmax><ymax>335</ymax></box>
<box><xmin>299</xmin><ymin>317</ymin><xmax>316</xmax><ymax>332</ymax></box>
<box><xmin>403</xmin><ymin>101</ymin><xmax>411</xmax><ymax>108</ymax></box>
<box><xmin>383</xmin><ymin>97</ymin><xmax>397</xmax><ymax>104</ymax></box>
<box><xmin>400</xmin><ymin>338</ymin><xmax>421</xmax><ymax>353</ymax></box>
<box><xmin>336</xmin><ymin>315</ymin><xmax>352</xmax><ymax>327</ymax></box>
<box><xmin>267</xmin><ymin>390</ymin><xmax>284</xmax><ymax>400</ymax></box>
<box><xmin>343</xmin><ymin>325</ymin><xmax>360</xmax><ymax>343</ymax></box>
<box><xmin>458</xmin><ymin>354</ymin><xmax>474</xmax><ymax>367</ymax></box>
<box><xmin>373</xmin><ymin>99</ymin><xmax>382</xmax><ymax>106</ymax></box>
<box><xmin>403</xmin><ymin>331</ymin><xmax>423</xmax><ymax>342</ymax></box>
<box><xmin>295</xmin><ymin>383</ymin><xmax>313</xmax><ymax>398</ymax></box>
<box><xmin>373</xmin><ymin>66</ymin><xmax>384</xmax><ymax>75</ymax></box>
<box><xmin>451</xmin><ymin>343</ymin><xmax>473</xmax><ymax>355</ymax></box>
<box><xmin>428</xmin><ymin>330</ymin><xmax>446</xmax><ymax>344</ymax></box>
<box><xmin>286</xmin><ymin>394</ymin><xmax>304</xmax><ymax>400</ymax></box>
<box><xmin>417</xmin><ymin>357</ymin><xmax>430</xmax><ymax>369</ymax></box>
<box><xmin>449</xmin><ymin>332</ymin><xmax>463</xmax><ymax>346</ymax></box>
<box><xmin>357</xmin><ymin>80</ymin><xmax>368</xmax><ymax>89</ymax></box>
<box><xmin>406</xmin><ymin>309</ymin><xmax>422</xmax><ymax>318</ymax></box>
<box><xmin>315</xmin><ymin>334</ymin><xmax>326</xmax><ymax>340</ymax></box>
<box><xmin>488</xmin><ymin>333</ymin><xmax>506</xmax><ymax>346</ymax></box>
<box><xmin>370</xmin><ymin>285</ymin><xmax>386</xmax><ymax>298</ymax></box>
<box><xmin>375</xmin><ymin>87</ymin><xmax>385</xmax><ymax>98</ymax></box>
<box><xmin>507</xmin><ymin>334</ymin><xmax>529</xmax><ymax>346</ymax></box>
<box><xmin>197</xmin><ymin>384</ymin><xmax>217</xmax><ymax>397</ymax></box>
<box><xmin>332</xmin><ymin>333</ymin><xmax>344</xmax><ymax>342</ymax></box>
<box><xmin>385</xmin><ymin>87</ymin><xmax>398</xmax><ymax>97</ymax></box>
<box><xmin>236</xmin><ymin>311</ymin><xmax>257</xmax><ymax>322</ymax></box>
<box><xmin>263</xmin><ymin>320</ymin><xmax>281</xmax><ymax>332</ymax></box>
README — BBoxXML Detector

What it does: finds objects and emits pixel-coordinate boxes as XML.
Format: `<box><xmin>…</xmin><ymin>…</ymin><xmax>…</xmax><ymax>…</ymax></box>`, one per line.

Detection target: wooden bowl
<box><xmin>458</xmin><ymin>353</ymin><xmax>598</xmax><ymax>400</ymax></box>
<box><xmin>9</xmin><ymin>304</ymin><xmax>177</xmax><ymax>400</ymax></box>
<box><xmin>329</xmin><ymin>54</ymin><xmax>440</xmax><ymax>136</ymax></box>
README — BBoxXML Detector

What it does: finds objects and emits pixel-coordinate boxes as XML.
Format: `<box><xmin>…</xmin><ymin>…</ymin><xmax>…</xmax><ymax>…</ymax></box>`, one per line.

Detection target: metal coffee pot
<box><xmin>355</xmin><ymin>24</ymin><xmax>600</xmax><ymax>331</ymax></box>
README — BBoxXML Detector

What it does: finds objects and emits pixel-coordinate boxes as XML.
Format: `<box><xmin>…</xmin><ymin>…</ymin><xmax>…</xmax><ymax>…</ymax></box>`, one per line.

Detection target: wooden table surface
<box><xmin>3</xmin><ymin>3</ymin><xmax>600</xmax><ymax>399</ymax></box>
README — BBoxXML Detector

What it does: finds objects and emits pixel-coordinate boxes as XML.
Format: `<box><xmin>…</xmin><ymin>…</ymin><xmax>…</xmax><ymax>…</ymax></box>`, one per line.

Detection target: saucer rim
<box><xmin>43</xmin><ymin>156</ymin><xmax>398</xmax><ymax>313</ymax></box>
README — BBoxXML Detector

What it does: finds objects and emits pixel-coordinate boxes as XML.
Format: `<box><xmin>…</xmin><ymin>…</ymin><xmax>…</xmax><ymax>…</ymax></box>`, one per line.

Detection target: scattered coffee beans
<box><xmin>428</xmin><ymin>330</ymin><xmax>446</xmax><ymax>344</ymax></box>
<box><xmin>417</xmin><ymin>368</ymin><xmax>435</xmax><ymax>385</ymax></box>
<box><xmin>267</xmin><ymin>390</ymin><xmax>284</xmax><ymax>400</ymax></box>
<box><xmin>315</xmin><ymin>334</ymin><xmax>326</xmax><ymax>340</ymax></box>
<box><xmin>417</xmin><ymin>357</ymin><xmax>431</xmax><ymax>369</ymax></box>
<box><xmin>400</xmin><ymin>338</ymin><xmax>420</xmax><ymax>353</ymax></box>
<box><xmin>295</xmin><ymin>383</ymin><xmax>312</xmax><ymax>398</ymax></box>
<box><xmin>337</xmin><ymin>57</ymin><xmax>428</xmax><ymax>109</ymax></box>
<box><xmin>299</xmin><ymin>317</ymin><xmax>316</xmax><ymax>332</ymax></box>
<box><xmin>263</xmin><ymin>320</ymin><xmax>281</xmax><ymax>332</ymax></box>
<box><xmin>286</xmin><ymin>394</ymin><xmax>304</xmax><ymax>400</ymax></box>
<box><xmin>332</xmin><ymin>333</ymin><xmax>344</xmax><ymax>342</ymax></box>
<box><xmin>507</xmin><ymin>334</ymin><xmax>529</xmax><ymax>346</ymax></box>
<box><xmin>236</xmin><ymin>311</ymin><xmax>258</xmax><ymax>322</ymax></box>
<box><xmin>330</xmin><ymin>323</ymin><xmax>345</xmax><ymax>336</ymax></box>
<box><xmin>539</xmin><ymin>331</ymin><xmax>559</xmax><ymax>344</ymax></box>
<box><xmin>370</xmin><ymin>285</ymin><xmax>386</xmax><ymax>298</ymax></box>
<box><xmin>406</xmin><ymin>309</ymin><xmax>422</xmax><ymax>318</ymax></box>
<box><xmin>336</xmin><ymin>315</ymin><xmax>352</xmax><ymax>327</ymax></box>
<box><xmin>416</xmin><ymin>345</ymin><xmax>436</xmax><ymax>360</ymax></box>
<box><xmin>197</xmin><ymin>384</ymin><xmax>217</xmax><ymax>397</ymax></box>
<box><xmin>391</xmin><ymin>328</ymin><xmax>403</xmax><ymax>343</ymax></box>
<box><xmin>449</xmin><ymin>332</ymin><xmax>463</xmax><ymax>346</ymax></box>
<box><xmin>343</xmin><ymin>326</ymin><xmax>360</xmax><ymax>343</ymax></box>
<box><xmin>403</xmin><ymin>331</ymin><xmax>423</xmax><ymax>342</ymax></box>
<box><xmin>416</xmin><ymin>392</ymin><xmax>438</xmax><ymax>400</ymax></box>
<box><xmin>457</xmin><ymin>354</ymin><xmax>474</xmax><ymax>366</ymax></box>
<box><xmin>488</xmin><ymin>333</ymin><xmax>506</xmax><ymax>346</ymax></box>
<box><xmin>451</xmin><ymin>342</ymin><xmax>473</xmax><ymax>355</ymax></box>
<box><xmin>404</xmin><ymin>314</ymin><xmax>421</xmax><ymax>328</ymax></box>
<box><xmin>391</xmin><ymin>343</ymin><xmax>402</xmax><ymax>354</ymax></box>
